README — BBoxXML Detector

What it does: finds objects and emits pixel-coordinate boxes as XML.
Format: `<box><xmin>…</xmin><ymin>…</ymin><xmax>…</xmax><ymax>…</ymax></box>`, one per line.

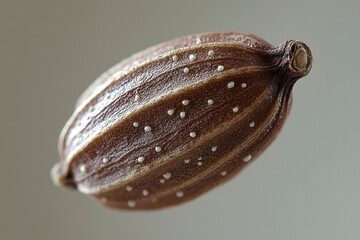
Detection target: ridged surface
<box><xmin>51</xmin><ymin>32</ymin><xmax>312</xmax><ymax>210</ymax></box>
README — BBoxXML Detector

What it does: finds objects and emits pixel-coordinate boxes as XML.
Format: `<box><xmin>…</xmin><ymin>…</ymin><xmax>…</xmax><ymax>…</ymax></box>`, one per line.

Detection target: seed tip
<box><xmin>243</xmin><ymin>155</ymin><xmax>252</xmax><ymax>162</ymax></box>
<box><xmin>227</xmin><ymin>81</ymin><xmax>235</xmax><ymax>88</ymax></box>
<box><xmin>189</xmin><ymin>54</ymin><xmax>196</xmax><ymax>61</ymax></box>
<box><xmin>127</xmin><ymin>200</ymin><xmax>136</xmax><ymax>208</ymax></box>
<box><xmin>172</xmin><ymin>55</ymin><xmax>179</xmax><ymax>61</ymax></box>
<box><xmin>163</xmin><ymin>172</ymin><xmax>171</xmax><ymax>179</ymax></box>
<box><xmin>176</xmin><ymin>191</ymin><xmax>184</xmax><ymax>198</ymax></box>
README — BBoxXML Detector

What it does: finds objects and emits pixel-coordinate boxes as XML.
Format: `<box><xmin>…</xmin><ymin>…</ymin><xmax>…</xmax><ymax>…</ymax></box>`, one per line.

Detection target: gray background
<box><xmin>1</xmin><ymin>0</ymin><xmax>359</xmax><ymax>239</ymax></box>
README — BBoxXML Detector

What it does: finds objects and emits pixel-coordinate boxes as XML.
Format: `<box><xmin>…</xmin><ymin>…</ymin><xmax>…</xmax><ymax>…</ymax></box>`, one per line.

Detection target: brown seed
<box><xmin>51</xmin><ymin>32</ymin><xmax>312</xmax><ymax>210</ymax></box>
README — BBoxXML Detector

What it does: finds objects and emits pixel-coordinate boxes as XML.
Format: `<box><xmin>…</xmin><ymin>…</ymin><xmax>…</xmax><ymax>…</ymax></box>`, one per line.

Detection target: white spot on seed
<box><xmin>211</xmin><ymin>146</ymin><xmax>217</xmax><ymax>152</ymax></box>
<box><xmin>160</xmin><ymin>179</ymin><xmax>165</xmax><ymax>183</ymax></box>
<box><xmin>133</xmin><ymin>122</ymin><xmax>139</xmax><ymax>127</ymax></box>
<box><xmin>155</xmin><ymin>146</ymin><xmax>162</xmax><ymax>152</ymax></box>
<box><xmin>180</xmin><ymin>111</ymin><xmax>186</xmax><ymax>119</ymax></box>
<box><xmin>172</xmin><ymin>55</ymin><xmax>179</xmax><ymax>61</ymax></box>
<box><xmin>207</xmin><ymin>99</ymin><xmax>214</xmax><ymax>105</ymax></box>
<box><xmin>79</xmin><ymin>164</ymin><xmax>87</xmax><ymax>173</ymax></box>
<box><xmin>197</xmin><ymin>161</ymin><xmax>203</xmax><ymax>166</ymax></box>
<box><xmin>221</xmin><ymin>170</ymin><xmax>227</xmax><ymax>176</ymax></box>
<box><xmin>198</xmin><ymin>157</ymin><xmax>202</xmax><ymax>160</ymax></box>
<box><xmin>102</xmin><ymin>157</ymin><xmax>109</xmax><ymax>164</ymax></box>
<box><xmin>167</xmin><ymin>109</ymin><xmax>174</xmax><ymax>116</ymax></box>
<box><xmin>137</xmin><ymin>156</ymin><xmax>145</xmax><ymax>163</ymax></box>
<box><xmin>249</xmin><ymin>121</ymin><xmax>255</xmax><ymax>128</ymax></box>
<box><xmin>217</xmin><ymin>65</ymin><xmax>224</xmax><ymax>72</ymax></box>
<box><xmin>134</xmin><ymin>94</ymin><xmax>140</xmax><ymax>101</ymax></box>
<box><xmin>227</xmin><ymin>81</ymin><xmax>235</xmax><ymax>88</ymax></box>
<box><xmin>232</xmin><ymin>106</ymin><xmax>239</xmax><ymax>113</ymax></box>
<box><xmin>208</xmin><ymin>50</ymin><xmax>215</xmax><ymax>56</ymax></box>
<box><xmin>183</xmin><ymin>67</ymin><xmax>189</xmax><ymax>73</ymax></box>
<box><xmin>144</xmin><ymin>126</ymin><xmax>152</xmax><ymax>132</ymax></box>
<box><xmin>241</xmin><ymin>83</ymin><xmax>247</xmax><ymax>88</ymax></box>
<box><xmin>126</xmin><ymin>186</ymin><xmax>133</xmax><ymax>192</ymax></box>
<box><xmin>163</xmin><ymin>172</ymin><xmax>171</xmax><ymax>179</ymax></box>
<box><xmin>142</xmin><ymin>189</ymin><xmax>149</xmax><ymax>196</ymax></box>
<box><xmin>190</xmin><ymin>132</ymin><xmax>196</xmax><ymax>138</ymax></box>
<box><xmin>176</xmin><ymin>191</ymin><xmax>184</xmax><ymax>198</ymax></box>
<box><xmin>243</xmin><ymin>155</ymin><xmax>252</xmax><ymax>162</ymax></box>
<box><xmin>182</xmin><ymin>99</ymin><xmax>190</xmax><ymax>105</ymax></box>
<box><xmin>189</xmin><ymin>54</ymin><xmax>196</xmax><ymax>61</ymax></box>
<box><xmin>127</xmin><ymin>200</ymin><xmax>136</xmax><ymax>208</ymax></box>
<box><xmin>196</xmin><ymin>37</ymin><xmax>202</xmax><ymax>44</ymax></box>
<box><xmin>184</xmin><ymin>159</ymin><xmax>190</xmax><ymax>163</ymax></box>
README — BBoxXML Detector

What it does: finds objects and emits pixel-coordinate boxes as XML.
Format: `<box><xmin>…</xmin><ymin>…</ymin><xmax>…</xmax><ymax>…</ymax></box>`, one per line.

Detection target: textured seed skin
<box><xmin>51</xmin><ymin>32</ymin><xmax>312</xmax><ymax>210</ymax></box>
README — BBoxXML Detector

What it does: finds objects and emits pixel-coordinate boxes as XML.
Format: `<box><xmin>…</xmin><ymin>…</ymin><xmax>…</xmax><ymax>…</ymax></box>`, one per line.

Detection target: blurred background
<box><xmin>1</xmin><ymin>0</ymin><xmax>359</xmax><ymax>239</ymax></box>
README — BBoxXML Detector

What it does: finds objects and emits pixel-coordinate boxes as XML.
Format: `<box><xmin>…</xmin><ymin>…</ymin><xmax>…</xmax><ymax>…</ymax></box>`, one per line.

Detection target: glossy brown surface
<box><xmin>51</xmin><ymin>32</ymin><xmax>312</xmax><ymax>210</ymax></box>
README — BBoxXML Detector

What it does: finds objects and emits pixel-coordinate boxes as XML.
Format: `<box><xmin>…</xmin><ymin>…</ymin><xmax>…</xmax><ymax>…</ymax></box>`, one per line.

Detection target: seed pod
<box><xmin>51</xmin><ymin>32</ymin><xmax>312</xmax><ymax>210</ymax></box>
